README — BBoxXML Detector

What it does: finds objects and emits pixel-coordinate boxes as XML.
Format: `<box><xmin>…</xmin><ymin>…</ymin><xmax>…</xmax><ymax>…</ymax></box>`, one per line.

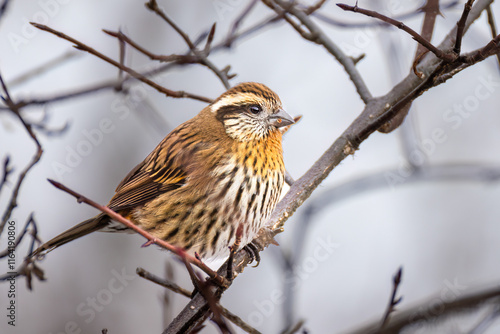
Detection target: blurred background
<box><xmin>1</xmin><ymin>0</ymin><xmax>500</xmax><ymax>333</ymax></box>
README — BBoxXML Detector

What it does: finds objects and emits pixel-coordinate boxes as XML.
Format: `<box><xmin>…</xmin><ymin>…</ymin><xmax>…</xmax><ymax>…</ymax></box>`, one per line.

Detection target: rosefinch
<box><xmin>32</xmin><ymin>82</ymin><xmax>293</xmax><ymax>259</ymax></box>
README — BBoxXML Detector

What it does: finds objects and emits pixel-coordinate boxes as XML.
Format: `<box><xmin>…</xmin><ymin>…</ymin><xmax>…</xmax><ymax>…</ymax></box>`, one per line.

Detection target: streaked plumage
<box><xmin>31</xmin><ymin>82</ymin><xmax>293</xmax><ymax>259</ymax></box>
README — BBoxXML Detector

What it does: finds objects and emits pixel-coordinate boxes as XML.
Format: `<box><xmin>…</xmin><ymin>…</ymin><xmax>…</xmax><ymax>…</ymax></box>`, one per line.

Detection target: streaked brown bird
<box><xmin>31</xmin><ymin>82</ymin><xmax>293</xmax><ymax>260</ymax></box>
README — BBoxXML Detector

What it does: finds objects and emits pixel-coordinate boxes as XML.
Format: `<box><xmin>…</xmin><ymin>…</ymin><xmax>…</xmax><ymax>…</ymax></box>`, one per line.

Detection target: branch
<box><xmin>380</xmin><ymin>268</ymin><xmax>403</xmax><ymax>329</ymax></box>
<box><xmin>0</xmin><ymin>215</ymin><xmax>45</xmax><ymax>290</ymax></box>
<box><xmin>454</xmin><ymin>0</ymin><xmax>475</xmax><ymax>54</ymax></box>
<box><xmin>0</xmin><ymin>72</ymin><xmax>43</xmax><ymax>234</ymax></box>
<box><xmin>137</xmin><ymin>267</ymin><xmax>191</xmax><ymax>298</ymax></box>
<box><xmin>310</xmin><ymin>1</ymin><xmax>459</xmax><ymax>29</ymax></box>
<box><xmin>137</xmin><ymin>267</ymin><xmax>262</xmax><ymax>334</ymax></box>
<box><xmin>0</xmin><ymin>155</ymin><xmax>12</xmax><ymax>194</ymax></box>
<box><xmin>0</xmin><ymin>13</ymin><xmax>283</xmax><ymax>112</ymax></box>
<box><xmin>263</xmin><ymin>0</ymin><xmax>373</xmax><ymax>104</ymax></box>
<box><xmin>225</xmin><ymin>0</ymin><xmax>259</xmax><ymax>46</ymax></box>
<box><xmin>485</xmin><ymin>5</ymin><xmax>500</xmax><ymax>69</ymax></box>
<box><xmin>348</xmin><ymin>285</ymin><xmax>500</xmax><ymax>334</ymax></box>
<box><xmin>30</xmin><ymin>22</ymin><xmax>213</xmax><ymax>103</ymax></box>
<box><xmin>337</xmin><ymin>2</ymin><xmax>457</xmax><ymax>62</ymax></box>
<box><xmin>145</xmin><ymin>0</ymin><xmax>232</xmax><ymax>89</ymax></box>
<box><xmin>46</xmin><ymin>179</ymin><xmax>228</xmax><ymax>287</ymax></box>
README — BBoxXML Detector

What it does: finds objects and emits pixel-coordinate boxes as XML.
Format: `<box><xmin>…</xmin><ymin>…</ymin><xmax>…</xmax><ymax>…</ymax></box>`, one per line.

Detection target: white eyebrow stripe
<box><xmin>210</xmin><ymin>93</ymin><xmax>261</xmax><ymax>113</ymax></box>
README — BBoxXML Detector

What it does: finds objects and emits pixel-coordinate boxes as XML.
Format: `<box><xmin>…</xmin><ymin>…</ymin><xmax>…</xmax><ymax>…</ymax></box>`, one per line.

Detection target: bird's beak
<box><xmin>269</xmin><ymin>109</ymin><xmax>295</xmax><ymax>128</ymax></box>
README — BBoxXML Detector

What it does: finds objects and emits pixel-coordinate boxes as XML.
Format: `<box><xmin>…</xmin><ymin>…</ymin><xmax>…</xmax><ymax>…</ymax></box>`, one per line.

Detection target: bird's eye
<box><xmin>249</xmin><ymin>105</ymin><xmax>262</xmax><ymax>114</ymax></box>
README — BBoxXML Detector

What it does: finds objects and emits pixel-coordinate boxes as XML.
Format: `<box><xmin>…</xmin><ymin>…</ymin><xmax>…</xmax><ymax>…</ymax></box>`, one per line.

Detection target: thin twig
<box><xmin>337</xmin><ymin>3</ymin><xmax>457</xmax><ymax>62</ymax></box>
<box><xmin>0</xmin><ymin>72</ymin><xmax>44</xmax><ymax>234</ymax></box>
<box><xmin>281</xmin><ymin>319</ymin><xmax>305</xmax><ymax>334</ymax></box>
<box><xmin>305</xmin><ymin>0</ymin><xmax>328</xmax><ymax>14</ymax></box>
<box><xmin>46</xmin><ymin>179</ymin><xmax>228</xmax><ymax>287</ymax></box>
<box><xmin>379</xmin><ymin>267</ymin><xmax>403</xmax><ymax>329</ymax></box>
<box><xmin>0</xmin><ymin>215</ymin><xmax>45</xmax><ymax>289</ymax></box>
<box><xmin>137</xmin><ymin>267</ymin><xmax>262</xmax><ymax>334</ymax></box>
<box><xmin>145</xmin><ymin>0</ymin><xmax>232</xmax><ymax>89</ymax></box>
<box><xmin>137</xmin><ymin>267</ymin><xmax>191</xmax><ymax>297</ymax></box>
<box><xmin>0</xmin><ymin>13</ymin><xmax>283</xmax><ymax>112</ymax></box>
<box><xmin>485</xmin><ymin>5</ymin><xmax>500</xmax><ymax>70</ymax></box>
<box><xmin>180</xmin><ymin>255</ymin><xmax>234</xmax><ymax>334</ymax></box>
<box><xmin>415</xmin><ymin>0</ymin><xmax>442</xmax><ymax>60</ymax></box>
<box><xmin>103</xmin><ymin>30</ymin><xmax>198</xmax><ymax>63</ymax></box>
<box><xmin>30</xmin><ymin>22</ymin><xmax>213</xmax><ymax>103</ymax></box>
<box><xmin>0</xmin><ymin>155</ymin><xmax>12</xmax><ymax>193</ymax></box>
<box><xmin>311</xmin><ymin>1</ymin><xmax>459</xmax><ymax>28</ymax></box>
<box><xmin>264</xmin><ymin>0</ymin><xmax>373</xmax><ymax>104</ymax></box>
<box><xmin>348</xmin><ymin>285</ymin><xmax>500</xmax><ymax>334</ymax></box>
<box><xmin>454</xmin><ymin>0</ymin><xmax>476</xmax><ymax>54</ymax></box>
<box><xmin>226</xmin><ymin>0</ymin><xmax>259</xmax><ymax>45</ymax></box>
<box><xmin>0</xmin><ymin>214</ymin><xmax>40</xmax><ymax>258</ymax></box>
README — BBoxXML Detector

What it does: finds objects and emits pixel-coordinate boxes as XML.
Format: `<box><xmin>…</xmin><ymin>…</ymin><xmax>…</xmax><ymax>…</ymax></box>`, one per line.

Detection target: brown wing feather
<box><xmin>107</xmin><ymin>133</ymin><xmax>188</xmax><ymax>212</ymax></box>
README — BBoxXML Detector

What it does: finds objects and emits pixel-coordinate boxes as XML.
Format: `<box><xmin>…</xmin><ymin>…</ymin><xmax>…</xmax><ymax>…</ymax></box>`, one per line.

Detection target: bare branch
<box><xmin>454</xmin><ymin>0</ymin><xmax>475</xmax><ymax>54</ymax></box>
<box><xmin>337</xmin><ymin>2</ymin><xmax>457</xmax><ymax>62</ymax></box>
<box><xmin>137</xmin><ymin>267</ymin><xmax>262</xmax><ymax>334</ymax></box>
<box><xmin>0</xmin><ymin>72</ymin><xmax>43</xmax><ymax>233</ymax></box>
<box><xmin>485</xmin><ymin>5</ymin><xmax>500</xmax><ymax>69</ymax></box>
<box><xmin>0</xmin><ymin>13</ymin><xmax>284</xmax><ymax>112</ymax></box>
<box><xmin>226</xmin><ymin>0</ymin><xmax>259</xmax><ymax>43</ymax></box>
<box><xmin>145</xmin><ymin>0</ymin><xmax>232</xmax><ymax>89</ymax></box>
<box><xmin>0</xmin><ymin>155</ymin><xmax>12</xmax><ymax>194</ymax></box>
<box><xmin>380</xmin><ymin>268</ymin><xmax>403</xmax><ymax>329</ymax></box>
<box><xmin>264</xmin><ymin>0</ymin><xmax>373</xmax><ymax>104</ymax></box>
<box><xmin>137</xmin><ymin>267</ymin><xmax>191</xmax><ymax>298</ymax></box>
<box><xmin>30</xmin><ymin>22</ymin><xmax>213</xmax><ymax>103</ymax></box>
<box><xmin>415</xmin><ymin>0</ymin><xmax>442</xmax><ymax>60</ymax></box>
<box><xmin>311</xmin><ymin>1</ymin><xmax>459</xmax><ymax>29</ymax></box>
<box><xmin>0</xmin><ymin>214</ymin><xmax>40</xmax><ymax>259</ymax></box>
<box><xmin>348</xmin><ymin>285</ymin><xmax>500</xmax><ymax>334</ymax></box>
<box><xmin>46</xmin><ymin>179</ymin><xmax>228</xmax><ymax>287</ymax></box>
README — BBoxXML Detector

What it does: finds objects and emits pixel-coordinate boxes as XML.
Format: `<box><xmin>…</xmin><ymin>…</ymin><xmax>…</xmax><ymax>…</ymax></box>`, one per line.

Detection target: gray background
<box><xmin>1</xmin><ymin>0</ymin><xmax>500</xmax><ymax>333</ymax></box>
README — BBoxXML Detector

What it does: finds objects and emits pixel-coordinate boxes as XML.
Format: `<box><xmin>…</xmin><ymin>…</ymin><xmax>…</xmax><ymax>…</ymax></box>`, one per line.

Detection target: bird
<box><xmin>31</xmin><ymin>82</ymin><xmax>294</xmax><ymax>261</ymax></box>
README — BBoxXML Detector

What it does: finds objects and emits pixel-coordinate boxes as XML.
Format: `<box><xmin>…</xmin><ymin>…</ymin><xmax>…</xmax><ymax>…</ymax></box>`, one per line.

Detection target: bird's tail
<box><xmin>30</xmin><ymin>214</ymin><xmax>109</xmax><ymax>259</ymax></box>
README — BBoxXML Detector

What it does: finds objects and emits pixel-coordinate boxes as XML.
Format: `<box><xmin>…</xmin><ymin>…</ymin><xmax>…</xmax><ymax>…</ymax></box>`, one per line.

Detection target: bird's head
<box><xmin>211</xmin><ymin>82</ymin><xmax>294</xmax><ymax>142</ymax></box>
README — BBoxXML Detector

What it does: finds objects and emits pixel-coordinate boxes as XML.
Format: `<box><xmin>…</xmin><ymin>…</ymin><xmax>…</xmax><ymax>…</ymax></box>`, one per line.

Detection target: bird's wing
<box><xmin>107</xmin><ymin>136</ymin><xmax>188</xmax><ymax>212</ymax></box>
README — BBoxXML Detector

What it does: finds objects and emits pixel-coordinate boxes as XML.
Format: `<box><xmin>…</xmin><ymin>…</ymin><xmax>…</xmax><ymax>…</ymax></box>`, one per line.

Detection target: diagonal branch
<box><xmin>30</xmin><ymin>22</ymin><xmax>213</xmax><ymax>103</ymax></box>
<box><xmin>263</xmin><ymin>0</ymin><xmax>373</xmax><ymax>104</ymax></box>
<box><xmin>337</xmin><ymin>2</ymin><xmax>457</xmax><ymax>62</ymax></box>
<box><xmin>46</xmin><ymin>179</ymin><xmax>228</xmax><ymax>287</ymax></box>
